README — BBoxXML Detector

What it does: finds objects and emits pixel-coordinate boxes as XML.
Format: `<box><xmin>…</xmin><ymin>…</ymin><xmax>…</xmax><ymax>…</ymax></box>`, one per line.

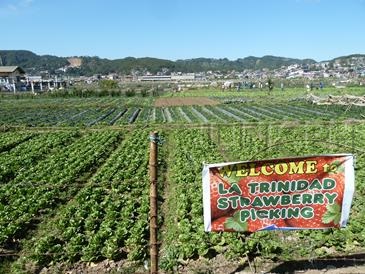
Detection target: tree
<box><xmin>99</xmin><ymin>79</ymin><xmax>118</xmax><ymax>90</ymax></box>
<box><xmin>268</xmin><ymin>78</ymin><xmax>274</xmax><ymax>93</ymax></box>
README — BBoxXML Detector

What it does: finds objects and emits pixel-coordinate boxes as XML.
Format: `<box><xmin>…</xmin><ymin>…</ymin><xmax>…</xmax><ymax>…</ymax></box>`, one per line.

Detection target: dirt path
<box><xmin>174</xmin><ymin>252</ymin><xmax>365</xmax><ymax>274</ymax></box>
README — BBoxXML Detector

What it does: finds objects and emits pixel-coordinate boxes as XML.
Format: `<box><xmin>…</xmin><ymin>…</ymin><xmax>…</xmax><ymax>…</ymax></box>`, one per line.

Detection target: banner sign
<box><xmin>203</xmin><ymin>154</ymin><xmax>355</xmax><ymax>232</ymax></box>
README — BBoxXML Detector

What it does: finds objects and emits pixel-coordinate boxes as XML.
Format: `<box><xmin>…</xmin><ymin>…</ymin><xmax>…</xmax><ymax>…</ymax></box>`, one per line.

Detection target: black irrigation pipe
<box><xmin>109</xmin><ymin>109</ymin><xmax>128</xmax><ymax>125</ymax></box>
<box><xmin>128</xmin><ymin>108</ymin><xmax>141</xmax><ymax>124</ymax></box>
<box><xmin>86</xmin><ymin>108</ymin><xmax>116</xmax><ymax>126</ymax></box>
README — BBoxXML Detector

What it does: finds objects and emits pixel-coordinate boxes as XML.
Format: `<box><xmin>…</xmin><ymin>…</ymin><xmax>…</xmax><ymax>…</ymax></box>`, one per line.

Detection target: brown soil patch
<box><xmin>38</xmin><ymin>255</ymin><xmax>365</xmax><ymax>273</ymax></box>
<box><xmin>154</xmin><ymin>97</ymin><xmax>219</xmax><ymax>107</ymax></box>
<box><xmin>67</xmin><ymin>57</ymin><xmax>82</xmax><ymax>67</ymax></box>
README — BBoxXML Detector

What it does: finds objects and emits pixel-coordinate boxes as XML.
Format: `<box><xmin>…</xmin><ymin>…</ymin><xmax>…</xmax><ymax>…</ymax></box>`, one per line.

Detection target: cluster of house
<box><xmin>0</xmin><ymin>66</ymin><xmax>67</xmax><ymax>92</ymax></box>
<box><xmin>1</xmin><ymin>58</ymin><xmax>364</xmax><ymax>92</ymax></box>
<box><xmin>118</xmin><ymin>63</ymin><xmax>364</xmax><ymax>86</ymax></box>
<box><xmin>269</xmin><ymin>62</ymin><xmax>365</xmax><ymax>79</ymax></box>
<box><xmin>76</xmin><ymin>64</ymin><xmax>365</xmax><ymax>85</ymax></box>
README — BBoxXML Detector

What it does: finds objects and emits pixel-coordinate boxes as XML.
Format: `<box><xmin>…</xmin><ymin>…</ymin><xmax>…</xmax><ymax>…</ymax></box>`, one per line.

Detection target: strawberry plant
<box><xmin>12</xmin><ymin>129</ymin><xmax>165</xmax><ymax>270</ymax></box>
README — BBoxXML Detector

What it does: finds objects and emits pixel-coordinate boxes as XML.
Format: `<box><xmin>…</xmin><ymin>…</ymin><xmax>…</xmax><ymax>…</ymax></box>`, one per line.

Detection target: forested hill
<box><xmin>0</xmin><ymin>50</ymin><xmax>69</xmax><ymax>73</ymax></box>
<box><xmin>0</xmin><ymin>50</ymin><xmax>363</xmax><ymax>76</ymax></box>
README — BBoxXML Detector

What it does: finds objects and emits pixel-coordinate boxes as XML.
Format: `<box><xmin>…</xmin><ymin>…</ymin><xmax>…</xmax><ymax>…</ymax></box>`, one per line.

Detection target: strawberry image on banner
<box><xmin>202</xmin><ymin>154</ymin><xmax>355</xmax><ymax>232</ymax></box>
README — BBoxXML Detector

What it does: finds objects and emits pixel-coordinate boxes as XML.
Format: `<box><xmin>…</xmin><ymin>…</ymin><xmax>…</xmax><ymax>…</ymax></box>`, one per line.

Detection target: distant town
<box><xmin>0</xmin><ymin>51</ymin><xmax>365</xmax><ymax>93</ymax></box>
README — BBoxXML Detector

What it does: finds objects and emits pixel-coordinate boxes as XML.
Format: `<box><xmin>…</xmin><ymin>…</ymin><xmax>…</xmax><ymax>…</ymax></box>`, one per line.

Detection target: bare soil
<box><xmin>37</xmin><ymin>253</ymin><xmax>365</xmax><ymax>273</ymax></box>
<box><xmin>154</xmin><ymin>97</ymin><xmax>219</xmax><ymax>107</ymax></box>
<box><xmin>176</xmin><ymin>253</ymin><xmax>365</xmax><ymax>274</ymax></box>
<box><xmin>67</xmin><ymin>57</ymin><xmax>82</xmax><ymax>68</ymax></box>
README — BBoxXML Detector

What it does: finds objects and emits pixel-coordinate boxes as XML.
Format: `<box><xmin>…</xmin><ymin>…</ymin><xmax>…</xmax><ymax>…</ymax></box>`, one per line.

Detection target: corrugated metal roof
<box><xmin>0</xmin><ymin>66</ymin><xmax>25</xmax><ymax>73</ymax></box>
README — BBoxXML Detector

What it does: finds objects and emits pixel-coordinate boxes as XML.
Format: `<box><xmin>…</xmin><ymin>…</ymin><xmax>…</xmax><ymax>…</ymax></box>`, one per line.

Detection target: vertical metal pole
<box><xmin>12</xmin><ymin>78</ymin><xmax>16</xmax><ymax>94</ymax></box>
<box><xmin>149</xmin><ymin>131</ymin><xmax>158</xmax><ymax>274</ymax></box>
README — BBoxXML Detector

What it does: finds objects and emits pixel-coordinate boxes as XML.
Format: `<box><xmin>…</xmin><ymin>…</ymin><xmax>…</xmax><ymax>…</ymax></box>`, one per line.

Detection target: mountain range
<box><xmin>0</xmin><ymin>50</ymin><xmax>364</xmax><ymax>76</ymax></box>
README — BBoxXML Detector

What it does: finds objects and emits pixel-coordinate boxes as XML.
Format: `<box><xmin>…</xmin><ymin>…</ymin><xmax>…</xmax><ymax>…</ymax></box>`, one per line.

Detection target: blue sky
<box><xmin>0</xmin><ymin>0</ymin><xmax>364</xmax><ymax>61</ymax></box>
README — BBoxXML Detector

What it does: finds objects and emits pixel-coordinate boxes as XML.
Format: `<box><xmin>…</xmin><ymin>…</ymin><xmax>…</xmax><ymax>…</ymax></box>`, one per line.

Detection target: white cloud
<box><xmin>20</xmin><ymin>0</ymin><xmax>34</xmax><ymax>7</ymax></box>
<box><xmin>1</xmin><ymin>0</ymin><xmax>34</xmax><ymax>13</ymax></box>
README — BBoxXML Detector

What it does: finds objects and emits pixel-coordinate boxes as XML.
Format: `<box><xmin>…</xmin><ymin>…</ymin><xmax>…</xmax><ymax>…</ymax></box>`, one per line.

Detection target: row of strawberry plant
<box><xmin>12</xmin><ymin>129</ymin><xmax>163</xmax><ymax>271</ymax></box>
<box><xmin>160</xmin><ymin>129</ymin><xmax>254</xmax><ymax>271</ymax></box>
<box><xmin>228</xmin><ymin>105</ymin><xmax>271</xmax><ymax>120</ymax></box>
<box><xmin>0</xmin><ymin>131</ymin><xmax>35</xmax><ymax>153</ymax></box>
<box><xmin>221</xmin><ymin>105</ymin><xmax>257</xmax><ymax>122</ymax></box>
<box><xmin>0</xmin><ymin>131</ymin><xmax>79</xmax><ymax>183</ymax></box>
<box><xmin>218</xmin><ymin>123</ymin><xmax>361</xmax><ymax>160</ymax></box>
<box><xmin>165</xmin><ymin>107</ymin><xmax>181</xmax><ymax>123</ymax></box>
<box><xmin>179</xmin><ymin>106</ymin><xmax>204</xmax><ymax>123</ymax></box>
<box><xmin>135</xmin><ymin>107</ymin><xmax>152</xmax><ymax>123</ymax></box>
<box><xmin>0</xmin><ymin>107</ymin><xmax>66</xmax><ymax>127</ymax></box>
<box><xmin>1</xmin><ymin>102</ymin><xmax>364</xmax><ymax>126</ymax></box>
<box><xmin>0</xmin><ymin>130</ymin><xmax>121</xmax><ymax>246</ymax></box>
<box><xmin>196</xmin><ymin>106</ymin><xmax>225</xmax><ymax>122</ymax></box>
<box><xmin>69</xmin><ymin>108</ymin><xmax>110</xmax><ymax>126</ymax></box>
<box><xmin>0</xmin><ymin>97</ymin><xmax>135</xmax><ymax>112</ymax></box>
<box><xmin>205</xmin><ymin>105</ymin><xmax>242</xmax><ymax>122</ymax></box>
<box><xmin>115</xmin><ymin>108</ymin><xmax>140</xmax><ymax>125</ymax></box>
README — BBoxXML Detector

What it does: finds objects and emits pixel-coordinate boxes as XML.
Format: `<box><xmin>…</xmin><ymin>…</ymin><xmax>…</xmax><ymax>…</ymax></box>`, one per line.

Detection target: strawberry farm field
<box><xmin>1</xmin><ymin>88</ymin><xmax>365</xmax><ymax>127</ymax></box>
<box><xmin>0</xmin><ymin>101</ymin><xmax>364</xmax><ymax>126</ymax></box>
<box><xmin>1</xmin><ymin>87</ymin><xmax>365</xmax><ymax>273</ymax></box>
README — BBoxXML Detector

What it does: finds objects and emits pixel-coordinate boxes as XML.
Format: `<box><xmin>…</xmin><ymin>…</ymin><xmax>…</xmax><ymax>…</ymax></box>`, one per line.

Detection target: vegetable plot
<box><xmin>0</xmin><ymin>131</ymin><xmax>35</xmax><ymax>153</ymax></box>
<box><xmin>0</xmin><ymin>131</ymin><xmax>78</xmax><ymax>183</ymax></box>
<box><xmin>1</xmin><ymin>123</ymin><xmax>365</xmax><ymax>273</ymax></box>
<box><xmin>13</xmin><ymin>129</ymin><xmax>164</xmax><ymax>270</ymax></box>
<box><xmin>0</xmin><ymin>131</ymin><xmax>121</xmax><ymax>246</ymax></box>
<box><xmin>1</xmin><ymin>96</ymin><xmax>365</xmax><ymax>126</ymax></box>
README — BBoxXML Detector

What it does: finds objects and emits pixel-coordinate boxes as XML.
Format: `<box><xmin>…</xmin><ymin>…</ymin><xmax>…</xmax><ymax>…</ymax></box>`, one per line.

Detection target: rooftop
<box><xmin>0</xmin><ymin>66</ymin><xmax>25</xmax><ymax>74</ymax></box>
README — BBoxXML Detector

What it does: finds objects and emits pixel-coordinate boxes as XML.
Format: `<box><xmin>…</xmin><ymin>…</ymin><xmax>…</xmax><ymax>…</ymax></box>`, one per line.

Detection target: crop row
<box><xmin>2</xmin><ymin>124</ymin><xmax>365</xmax><ymax>272</ymax></box>
<box><xmin>0</xmin><ymin>131</ymin><xmax>35</xmax><ymax>153</ymax></box>
<box><xmin>0</xmin><ymin>131</ymin><xmax>78</xmax><ymax>183</ymax></box>
<box><xmin>1</xmin><ymin>103</ymin><xmax>365</xmax><ymax>127</ymax></box>
<box><xmin>11</xmin><ymin>129</ymin><xmax>162</xmax><ymax>271</ymax></box>
<box><xmin>0</xmin><ymin>131</ymin><xmax>121</xmax><ymax>246</ymax></box>
<box><xmin>0</xmin><ymin>97</ymin><xmax>141</xmax><ymax>109</ymax></box>
<box><xmin>160</xmin><ymin>129</ymin><xmax>251</xmax><ymax>270</ymax></box>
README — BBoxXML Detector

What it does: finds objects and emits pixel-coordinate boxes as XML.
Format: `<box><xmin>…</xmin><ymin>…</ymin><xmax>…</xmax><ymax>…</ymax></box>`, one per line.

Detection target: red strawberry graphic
<box><xmin>211</xmin><ymin>216</ymin><xmax>228</xmax><ymax>231</ymax></box>
<box><xmin>321</xmin><ymin>158</ymin><xmax>346</xmax><ymax>203</ymax></box>
<box><xmin>247</xmin><ymin>218</ymin><xmax>263</xmax><ymax>232</ymax></box>
<box><xmin>246</xmin><ymin>214</ymin><xmax>288</xmax><ymax>232</ymax></box>
<box><xmin>211</xmin><ymin>215</ymin><xmax>235</xmax><ymax>232</ymax></box>
<box><xmin>285</xmin><ymin>157</ymin><xmax>346</xmax><ymax>229</ymax></box>
<box><xmin>285</xmin><ymin>202</ymin><xmax>341</xmax><ymax>228</ymax></box>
